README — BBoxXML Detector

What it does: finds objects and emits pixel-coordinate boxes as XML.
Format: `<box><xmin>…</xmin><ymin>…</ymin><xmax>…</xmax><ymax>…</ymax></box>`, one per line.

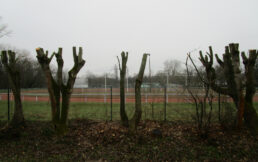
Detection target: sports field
<box><xmin>0</xmin><ymin>101</ymin><xmax>195</xmax><ymax>121</ymax></box>
<box><xmin>0</xmin><ymin>87</ymin><xmax>237</xmax><ymax>103</ymax></box>
<box><xmin>3</xmin><ymin>100</ymin><xmax>258</xmax><ymax>122</ymax></box>
<box><xmin>1</xmin><ymin>88</ymin><xmax>258</xmax><ymax>122</ymax></box>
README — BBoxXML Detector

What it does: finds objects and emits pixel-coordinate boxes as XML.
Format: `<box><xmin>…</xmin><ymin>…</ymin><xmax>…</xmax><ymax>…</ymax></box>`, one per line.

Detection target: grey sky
<box><xmin>1</xmin><ymin>0</ymin><xmax>258</xmax><ymax>76</ymax></box>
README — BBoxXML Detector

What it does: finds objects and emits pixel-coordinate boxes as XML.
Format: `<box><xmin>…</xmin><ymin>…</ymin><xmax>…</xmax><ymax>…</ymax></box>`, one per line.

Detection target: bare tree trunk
<box><xmin>244</xmin><ymin>99</ymin><xmax>258</xmax><ymax>132</ymax></box>
<box><xmin>57</xmin><ymin>91</ymin><xmax>70</xmax><ymax>133</ymax></box>
<box><xmin>229</xmin><ymin>44</ymin><xmax>244</xmax><ymax>128</ymax></box>
<box><xmin>117</xmin><ymin>52</ymin><xmax>129</xmax><ymax>127</ymax></box>
<box><xmin>242</xmin><ymin>50</ymin><xmax>258</xmax><ymax>133</ymax></box>
<box><xmin>129</xmin><ymin>54</ymin><xmax>149</xmax><ymax>132</ymax></box>
<box><xmin>1</xmin><ymin>50</ymin><xmax>25</xmax><ymax>130</ymax></box>
<box><xmin>237</xmin><ymin>94</ymin><xmax>245</xmax><ymax>128</ymax></box>
<box><xmin>36</xmin><ymin>47</ymin><xmax>85</xmax><ymax>135</ymax></box>
<box><xmin>11</xmin><ymin>91</ymin><xmax>24</xmax><ymax>126</ymax></box>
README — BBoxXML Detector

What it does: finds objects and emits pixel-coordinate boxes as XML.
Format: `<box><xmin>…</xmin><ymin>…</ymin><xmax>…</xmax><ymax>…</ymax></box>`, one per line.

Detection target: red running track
<box><xmin>0</xmin><ymin>93</ymin><xmax>244</xmax><ymax>103</ymax></box>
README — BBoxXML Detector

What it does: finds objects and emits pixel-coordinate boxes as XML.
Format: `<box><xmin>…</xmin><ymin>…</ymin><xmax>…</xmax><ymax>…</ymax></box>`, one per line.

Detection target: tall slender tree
<box><xmin>129</xmin><ymin>54</ymin><xmax>149</xmax><ymax>132</ymax></box>
<box><xmin>117</xmin><ymin>51</ymin><xmax>129</xmax><ymax>127</ymax></box>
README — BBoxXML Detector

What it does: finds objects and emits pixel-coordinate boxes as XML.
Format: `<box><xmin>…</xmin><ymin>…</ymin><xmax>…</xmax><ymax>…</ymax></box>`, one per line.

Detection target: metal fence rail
<box><xmin>0</xmin><ymin>87</ymin><xmax>245</xmax><ymax>122</ymax></box>
<box><xmin>0</xmin><ymin>87</ymin><xmax>237</xmax><ymax>103</ymax></box>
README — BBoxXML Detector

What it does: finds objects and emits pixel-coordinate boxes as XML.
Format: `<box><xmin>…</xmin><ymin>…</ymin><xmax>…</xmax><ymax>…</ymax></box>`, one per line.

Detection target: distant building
<box><xmin>167</xmin><ymin>83</ymin><xmax>182</xmax><ymax>88</ymax></box>
<box><xmin>88</xmin><ymin>77</ymin><xmax>119</xmax><ymax>88</ymax></box>
<box><xmin>74</xmin><ymin>77</ymin><xmax>88</xmax><ymax>88</ymax></box>
<box><xmin>141</xmin><ymin>82</ymin><xmax>162</xmax><ymax>88</ymax></box>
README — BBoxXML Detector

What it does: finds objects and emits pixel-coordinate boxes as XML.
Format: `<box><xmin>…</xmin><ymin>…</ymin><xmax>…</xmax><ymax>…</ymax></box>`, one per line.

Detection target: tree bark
<box><xmin>129</xmin><ymin>54</ymin><xmax>148</xmax><ymax>132</ymax></box>
<box><xmin>1</xmin><ymin>50</ymin><xmax>25</xmax><ymax>129</ymax></box>
<box><xmin>242</xmin><ymin>50</ymin><xmax>258</xmax><ymax>133</ymax></box>
<box><xmin>117</xmin><ymin>52</ymin><xmax>129</xmax><ymax>127</ymax></box>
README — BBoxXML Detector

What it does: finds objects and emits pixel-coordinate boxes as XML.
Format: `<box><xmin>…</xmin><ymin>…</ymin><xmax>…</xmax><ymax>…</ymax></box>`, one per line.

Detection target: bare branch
<box><xmin>55</xmin><ymin>48</ymin><xmax>64</xmax><ymax>87</ymax></box>
<box><xmin>117</xmin><ymin>55</ymin><xmax>121</xmax><ymax>71</ymax></box>
<box><xmin>241</xmin><ymin>52</ymin><xmax>248</xmax><ymax>64</ymax></box>
<box><xmin>188</xmin><ymin>53</ymin><xmax>206</xmax><ymax>84</ymax></box>
<box><xmin>1</xmin><ymin>50</ymin><xmax>8</xmax><ymax>64</ymax></box>
<box><xmin>197</xmin><ymin>48</ymin><xmax>229</xmax><ymax>95</ymax></box>
<box><xmin>66</xmin><ymin>47</ymin><xmax>85</xmax><ymax>90</ymax></box>
<box><xmin>215</xmin><ymin>54</ymin><xmax>224</xmax><ymax>67</ymax></box>
<box><xmin>73</xmin><ymin>47</ymin><xmax>77</xmax><ymax>64</ymax></box>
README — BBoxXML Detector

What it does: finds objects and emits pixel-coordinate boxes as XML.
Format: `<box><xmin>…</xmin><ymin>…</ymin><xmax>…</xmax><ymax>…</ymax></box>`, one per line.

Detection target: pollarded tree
<box><xmin>36</xmin><ymin>47</ymin><xmax>85</xmax><ymax>134</ymax></box>
<box><xmin>117</xmin><ymin>53</ymin><xmax>148</xmax><ymax>132</ymax></box>
<box><xmin>1</xmin><ymin>50</ymin><xmax>25</xmax><ymax>129</ymax></box>
<box><xmin>198</xmin><ymin>43</ymin><xmax>258</xmax><ymax>133</ymax></box>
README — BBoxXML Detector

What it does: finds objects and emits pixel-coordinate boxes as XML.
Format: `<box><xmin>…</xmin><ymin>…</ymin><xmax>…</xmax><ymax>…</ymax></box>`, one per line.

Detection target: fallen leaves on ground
<box><xmin>0</xmin><ymin>119</ymin><xmax>257</xmax><ymax>161</ymax></box>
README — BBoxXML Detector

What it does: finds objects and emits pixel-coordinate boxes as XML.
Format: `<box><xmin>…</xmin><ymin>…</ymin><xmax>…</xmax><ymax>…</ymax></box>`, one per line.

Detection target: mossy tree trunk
<box><xmin>1</xmin><ymin>50</ymin><xmax>25</xmax><ymax>129</ymax></box>
<box><xmin>36</xmin><ymin>47</ymin><xmax>85</xmax><ymax>135</ymax></box>
<box><xmin>129</xmin><ymin>54</ymin><xmax>149</xmax><ymax>133</ymax></box>
<box><xmin>117</xmin><ymin>52</ymin><xmax>129</xmax><ymax>127</ymax></box>
<box><xmin>199</xmin><ymin>43</ymin><xmax>258</xmax><ymax>133</ymax></box>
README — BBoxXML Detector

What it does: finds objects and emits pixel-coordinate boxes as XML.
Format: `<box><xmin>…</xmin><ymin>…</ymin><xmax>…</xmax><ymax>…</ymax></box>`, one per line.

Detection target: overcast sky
<box><xmin>0</xmin><ymin>0</ymin><xmax>258</xmax><ymax>76</ymax></box>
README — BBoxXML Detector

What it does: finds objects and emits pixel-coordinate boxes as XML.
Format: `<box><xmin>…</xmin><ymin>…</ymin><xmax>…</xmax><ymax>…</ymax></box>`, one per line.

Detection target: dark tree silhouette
<box><xmin>195</xmin><ymin>43</ymin><xmax>258</xmax><ymax>133</ymax></box>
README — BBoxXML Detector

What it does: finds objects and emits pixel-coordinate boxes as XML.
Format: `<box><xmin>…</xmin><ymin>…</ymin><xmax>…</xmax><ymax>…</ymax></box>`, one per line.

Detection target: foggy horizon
<box><xmin>1</xmin><ymin>0</ymin><xmax>258</xmax><ymax>76</ymax></box>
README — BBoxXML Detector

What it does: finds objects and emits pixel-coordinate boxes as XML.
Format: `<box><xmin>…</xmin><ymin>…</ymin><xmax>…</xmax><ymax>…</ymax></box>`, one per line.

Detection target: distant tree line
<box><xmin>86</xmin><ymin>60</ymin><xmax>187</xmax><ymax>88</ymax></box>
<box><xmin>2</xmin><ymin>50</ymin><xmax>258</xmax><ymax>90</ymax></box>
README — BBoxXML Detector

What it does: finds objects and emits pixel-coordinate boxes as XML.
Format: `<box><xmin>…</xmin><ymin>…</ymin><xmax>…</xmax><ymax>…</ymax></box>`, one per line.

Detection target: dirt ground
<box><xmin>0</xmin><ymin>120</ymin><xmax>258</xmax><ymax>161</ymax></box>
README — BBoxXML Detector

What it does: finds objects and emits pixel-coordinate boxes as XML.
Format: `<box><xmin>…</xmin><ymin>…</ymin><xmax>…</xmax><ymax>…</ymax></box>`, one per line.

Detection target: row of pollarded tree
<box><xmin>1</xmin><ymin>47</ymin><xmax>85</xmax><ymax>134</ymax></box>
<box><xmin>0</xmin><ymin>46</ymin><xmax>149</xmax><ymax>135</ymax></box>
<box><xmin>1</xmin><ymin>43</ymin><xmax>258</xmax><ymax>135</ymax></box>
<box><xmin>118</xmin><ymin>43</ymin><xmax>258</xmax><ymax>134</ymax></box>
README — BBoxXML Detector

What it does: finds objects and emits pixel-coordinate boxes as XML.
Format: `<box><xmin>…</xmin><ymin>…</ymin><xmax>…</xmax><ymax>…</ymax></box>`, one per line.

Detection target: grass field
<box><xmin>1</xmin><ymin>100</ymin><xmax>258</xmax><ymax>123</ymax></box>
<box><xmin>0</xmin><ymin>101</ymin><xmax>195</xmax><ymax>121</ymax></box>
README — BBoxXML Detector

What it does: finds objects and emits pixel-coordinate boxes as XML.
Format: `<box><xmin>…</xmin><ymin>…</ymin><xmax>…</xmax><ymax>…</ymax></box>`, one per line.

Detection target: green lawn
<box><xmin>0</xmin><ymin>101</ymin><xmax>195</xmax><ymax>121</ymax></box>
<box><xmin>1</xmin><ymin>100</ymin><xmax>258</xmax><ymax>122</ymax></box>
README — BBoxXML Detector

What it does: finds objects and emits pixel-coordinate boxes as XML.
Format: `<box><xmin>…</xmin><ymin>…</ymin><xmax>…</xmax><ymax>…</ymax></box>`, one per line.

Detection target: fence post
<box><xmin>110</xmin><ymin>86</ymin><xmax>113</xmax><ymax>121</ymax></box>
<box><xmin>151</xmin><ymin>102</ymin><xmax>154</xmax><ymax>120</ymax></box>
<box><xmin>164</xmin><ymin>86</ymin><xmax>167</xmax><ymax>121</ymax></box>
<box><xmin>7</xmin><ymin>87</ymin><xmax>10</xmax><ymax>122</ymax></box>
<box><xmin>218</xmin><ymin>92</ymin><xmax>221</xmax><ymax>122</ymax></box>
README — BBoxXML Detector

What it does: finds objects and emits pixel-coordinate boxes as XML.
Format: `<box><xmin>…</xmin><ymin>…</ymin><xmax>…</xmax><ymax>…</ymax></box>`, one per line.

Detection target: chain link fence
<box><xmin>0</xmin><ymin>87</ymin><xmax>238</xmax><ymax>123</ymax></box>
